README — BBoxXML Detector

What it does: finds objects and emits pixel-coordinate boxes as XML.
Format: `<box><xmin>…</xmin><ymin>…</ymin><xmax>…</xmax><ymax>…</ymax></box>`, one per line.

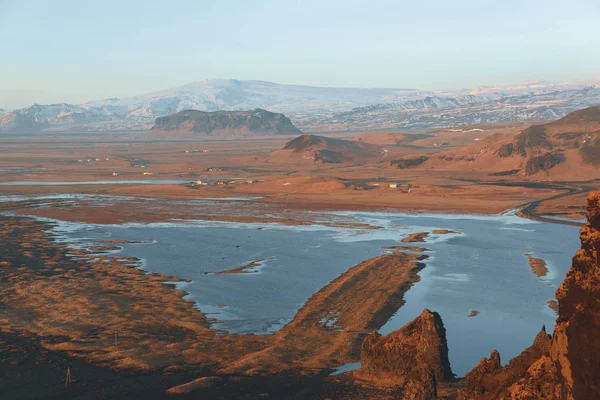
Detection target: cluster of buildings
<box><xmin>110</xmin><ymin>171</ymin><xmax>158</xmax><ymax>176</ymax></box>
<box><xmin>77</xmin><ymin>157</ymin><xmax>110</xmax><ymax>163</ymax></box>
<box><xmin>184</xmin><ymin>149</ymin><xmax>210</xmax><ymax>153</ymax></box>
<box><xmin>351</xmin><ymin>181</ymin><xmax>413</xmax><ymax>193</ymax></box>
<box><xmin>193</xmin><ymin>179</ymin><xmax>259</xmax><ymax>187</ymax></box>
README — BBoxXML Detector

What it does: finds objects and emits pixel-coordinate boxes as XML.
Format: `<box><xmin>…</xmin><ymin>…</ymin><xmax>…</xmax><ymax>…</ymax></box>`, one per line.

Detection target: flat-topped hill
<box><xmin>148</xmin><ymin>108</ymin><xmax>302</xmax><ymax>137</ymax></box>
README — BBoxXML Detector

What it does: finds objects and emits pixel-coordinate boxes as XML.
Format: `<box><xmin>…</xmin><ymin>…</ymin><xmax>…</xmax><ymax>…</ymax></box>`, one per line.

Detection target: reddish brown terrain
<box><xmin>407</xmin><ymin>106</ymin><xmax>600</xmax><ymax>181</ymax></box>
<box><xmin>2</xmin><ymin>108</ymin><xmax>599</xmax><ymax>222</ymax></box>
<box><xmin>2</xmin><ymin>107</ymin><xmax>600</xmax><ymax>399</ymax></box>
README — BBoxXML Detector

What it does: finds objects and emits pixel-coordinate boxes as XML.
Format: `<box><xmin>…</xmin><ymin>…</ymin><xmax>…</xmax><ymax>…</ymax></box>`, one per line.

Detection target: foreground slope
<box><xmin>406</xmin><ymin>106</ymin><xmax>600</xmax><ymax>179</ymax></box>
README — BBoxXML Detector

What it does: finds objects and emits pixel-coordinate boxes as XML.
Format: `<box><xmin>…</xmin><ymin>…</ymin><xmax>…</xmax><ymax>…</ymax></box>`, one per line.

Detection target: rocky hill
<box><xmin>269</xmin><ymin>134</ymin><xmax>387</xmax><ymax>164</ymax></box>
<box><xmin>416</xmin><ymin>106</ymin><xmax>600</xmax><ymax>179</ymax></box>
<box><xmin>496</xmin><ymin>106</ymin><xmax>600</xmax><ymax>173</ymax></box>
<box><xmin>148</xmin><ymin>109</ymin><xmax>302</xmax><ymax>137</ymax></box>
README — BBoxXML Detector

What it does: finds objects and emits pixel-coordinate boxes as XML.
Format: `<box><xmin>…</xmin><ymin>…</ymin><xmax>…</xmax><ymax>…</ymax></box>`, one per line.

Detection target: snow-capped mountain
<box><xmin>1</xmin><ymin>78</ymin><xmax>599</xmax><ymax>132</ymax></box>
<box><xmin>467</xmin><ymin>79</ymin><xmax>600</xmax><ymax>97</ymax></box>
<box><xmin>85</xmin><ymin>79</ymin><xmax>422</xmax><ymax>114</ymax></box>
<box><xmin>302</xmin><ymin>85</ymin><xmax>600</xmax><ymax>131</ymax></box>
<box><xmin>0</xmin><ymin>103</ymin><xmax>131</xmax><ymax>132</ymax></box>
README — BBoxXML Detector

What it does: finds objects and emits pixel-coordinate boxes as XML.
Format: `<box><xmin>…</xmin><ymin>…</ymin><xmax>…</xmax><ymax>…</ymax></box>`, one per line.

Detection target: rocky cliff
<box><xmin>149</xmin><ymin>108</ymin><xmax>302</xmax><ymax>136</ymax></box>
<box><xmin>359</xmin><ymin>309</ymin><xmax>453</xmax><ymax>398</ymax></box>
<box><xmin>459</xmin><ymin>191</ymin><xmax>600</xmax><ymax>399</ymax></box>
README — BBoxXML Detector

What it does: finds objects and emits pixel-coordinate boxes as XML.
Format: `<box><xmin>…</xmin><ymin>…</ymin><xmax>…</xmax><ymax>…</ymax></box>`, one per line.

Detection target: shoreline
<box><xmin>0</xmin><ymin>188</ymin><xmax>586</xmax><ymax>227</ymax></box>
<box><xmin>0</xmin><ymin>192</ymin><xmax>578</xmax><ymax>397</ymax></box>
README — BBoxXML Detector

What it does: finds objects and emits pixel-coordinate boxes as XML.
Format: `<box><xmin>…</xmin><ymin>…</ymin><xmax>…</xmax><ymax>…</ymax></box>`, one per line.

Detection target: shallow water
<box><xmin>41</xmin><ymin>209</ymin><xmax>579</xmax><ymax>376</ymax></box>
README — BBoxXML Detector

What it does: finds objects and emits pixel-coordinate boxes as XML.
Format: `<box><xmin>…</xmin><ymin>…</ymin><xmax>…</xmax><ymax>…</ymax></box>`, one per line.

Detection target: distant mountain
<box><xmin>87</xmin><ymin>79</ymin><xmax>419</xmax><ymax>114</ymax></box>
<box><xmin>0</xmin><ymin>103</ymin><xmax>126</xmax><ymax>132</ymax></box>
<box><xmin>149</xmin><ymin>108</ymin><xmax>302</xmax><ymax>137</ymax></box>
<box><xmin>303</xmin><ymin>86</ymin><xmax>600</xmax><ymax>132</ymax></box>
<box><xmin>1</xmin><ymin>78</ymin><xmax>599</xmax><ymax>133</ymax></box>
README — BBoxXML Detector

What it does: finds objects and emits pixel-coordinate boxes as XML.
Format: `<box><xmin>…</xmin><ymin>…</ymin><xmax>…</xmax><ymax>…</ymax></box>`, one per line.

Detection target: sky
<box><xmin>1</xmin><ymin>0</ymin><xmax>600</xmax><ymax>109</ymax></box>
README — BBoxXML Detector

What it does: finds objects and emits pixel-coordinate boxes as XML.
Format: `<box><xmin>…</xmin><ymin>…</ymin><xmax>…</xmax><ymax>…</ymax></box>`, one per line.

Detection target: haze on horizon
<box><xmin>1</xmin><ymin>0</ymin><xmax>599</xmax><ymax>110</ymax></box>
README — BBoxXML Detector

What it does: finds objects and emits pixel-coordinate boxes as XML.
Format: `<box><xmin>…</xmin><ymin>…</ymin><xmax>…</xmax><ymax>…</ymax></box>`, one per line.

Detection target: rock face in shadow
<box><xmin>525</xmin><ymin>152</ymin><xmax>564</xmax><ymax>175</ymax></box>
<box><xmin>150</xmin><ymin>108</ymin><xmax>302</xmax><ymax>136</ymax></box>
<box><xmin>360</xmin><ymin>309</ymin><xmax>453</xmax><ymax>397</ymax></box>
<box><xmin>390</xmin><ymin>156</ymin><xmax>429</xmax><ymax>169</ymax></box>
<box><xmin>459</xmin><ymin>191</ymin><xmax>600</xmax><ymax>400</ymax></box>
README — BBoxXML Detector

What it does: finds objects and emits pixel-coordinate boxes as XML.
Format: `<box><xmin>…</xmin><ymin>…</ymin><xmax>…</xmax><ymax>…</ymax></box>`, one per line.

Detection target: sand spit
<box><xmin>432</xmin><ymin>229</ymin><xmax>461</xmax><ymax>235</ymax></box>
<box><xmin>400</xmin><ymin>229</ymin><xmax>461</xmax><ymax>244</ymax></box>
<box><xmin>525</xmin><ymin>252</ymin><xmax>549</xmax><ymax>277</ymax></box>
<box><xmin>401</xmin><ymin>232</ymin><xmax>430</xmax><ymax>243</ymax></box>
<box><xmin>220</xmin><ymin>252</ymin><xmax>428</xmax><ymax>375</ymax></box>
<box><xmin>382</xmin><ymin>245</ymin><xmax>429</xmax><ymax>253</ymax></box>
<box><xmin>212</xmin><ymin>259</ymin><xmax>265</xmax><ymax>274</ymax></box>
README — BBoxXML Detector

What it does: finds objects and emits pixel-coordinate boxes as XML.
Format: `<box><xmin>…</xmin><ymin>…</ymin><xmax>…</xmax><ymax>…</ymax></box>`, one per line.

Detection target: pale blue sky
<box><xmin>1</xmin><ymin>0</ymin><xmax>599</xmax><ymax>109</ymax></box>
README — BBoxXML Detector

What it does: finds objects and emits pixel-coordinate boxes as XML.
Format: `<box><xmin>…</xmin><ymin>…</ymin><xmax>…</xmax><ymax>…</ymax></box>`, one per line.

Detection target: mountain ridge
<box><xmin>2</xmin><ymin>78</ymin><xmax>600</xmax><ymax>133</ymax></box>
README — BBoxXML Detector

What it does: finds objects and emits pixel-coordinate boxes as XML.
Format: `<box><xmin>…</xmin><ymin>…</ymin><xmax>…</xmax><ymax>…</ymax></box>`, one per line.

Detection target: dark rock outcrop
<box><xmin>525</xmin><ymin>152</ymin><xmax>563</xmax><ymax>175</ymax></box>
<box><xmin>390</xmin><ymin>156</ymin><xmax>429</xmax><ymax>169</ymax></box>
<box><xmin>459</xmin><ymin>191</ymin><xmax>600</xmax><ymax>400</ymax></box>
<box><xmin>360</xmin><ymin>309</ymin><xmax>453</xmax><ymax>394</ymax></box>
<box><xmin>515</xmin><ymin>125</ymin><xmax>553</xmax><ymax>154</ymax></box>
<box><xmin>150</xmin><ymin>108</ymin><xmax>302</xmax><ymax>136</ymax></box>
<box><xmin>497</xmin><ymin>142</ymin><xmax>515</xmax><ymax>158</ymax></box>
<box><xmin>579</xmin><ymin>137</ymin><xmax>600</xmax><ymax>165</ymax></box>
<box><xmin>498</xmin><ymin>125</ymin><xmax>553</xmax><ymax>158</ymax></box>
